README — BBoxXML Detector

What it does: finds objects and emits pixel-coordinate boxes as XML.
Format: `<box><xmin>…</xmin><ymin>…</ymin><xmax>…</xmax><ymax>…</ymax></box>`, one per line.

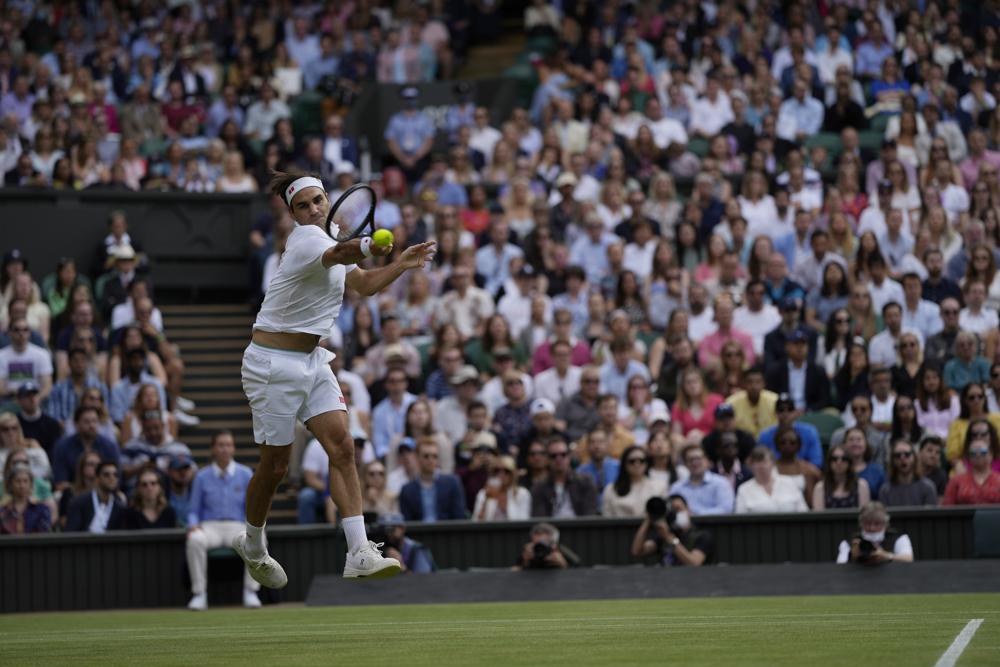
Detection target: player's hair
<box><xmin>268</xmin><ymin>168</ymin><xmax>323</xmax><ymax>205</ymax></box>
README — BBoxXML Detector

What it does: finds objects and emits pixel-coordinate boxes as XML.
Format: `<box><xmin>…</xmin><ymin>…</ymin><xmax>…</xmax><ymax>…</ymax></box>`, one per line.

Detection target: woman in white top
<box><xmin>473</xmin><ymin>456</ymin><xmax>531</xmax><ymax>521</ymax></box>
<box><xmin>738</xmin><ymin>170</ymin><xmax>779</xmax><ymax>239</ymax></box>
<box><xmin>735</xmin><ymin>446</ymin><xmax>809</xmax><ymax>514</ymax></box>
<box><xmin>602</xmin><ymin>446</ymin><xmax>669</xmax><ymax>518</ymax></box>
<box><xmin>215</xmin><ymin>151</ymin><xmax>258</xmax><ymax>193</ymax></box>
<box><xmin>233</xmin><ymin>169</ymin><xmax>435</xmax><ymax>588</ymax></box>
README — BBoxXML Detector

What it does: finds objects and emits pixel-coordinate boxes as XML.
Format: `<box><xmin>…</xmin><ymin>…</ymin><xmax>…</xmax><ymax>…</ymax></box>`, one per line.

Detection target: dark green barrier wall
<box><xmin>0</xmin><ymin>508</ymin><xmax>983</xmax><ymax>613</ymax></box>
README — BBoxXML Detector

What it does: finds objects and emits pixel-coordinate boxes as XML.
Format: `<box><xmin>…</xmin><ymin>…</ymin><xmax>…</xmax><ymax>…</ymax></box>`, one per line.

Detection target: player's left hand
<box><xmin>399</xmin><ymin>241</ymin><xmax>437</xmax><ymax>269</ymax></box>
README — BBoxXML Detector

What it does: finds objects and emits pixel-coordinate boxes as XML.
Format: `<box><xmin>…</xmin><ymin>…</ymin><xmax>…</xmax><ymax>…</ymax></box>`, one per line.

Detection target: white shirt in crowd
<box><xmin>735</xmin><ymin>475</ymin><xmax>809</xmax><ymax>514</ymax></box>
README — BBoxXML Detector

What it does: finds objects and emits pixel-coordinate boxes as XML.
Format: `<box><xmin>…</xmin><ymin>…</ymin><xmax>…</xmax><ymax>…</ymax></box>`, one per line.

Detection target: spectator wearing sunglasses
<box><xmin>943</xmin><ymin>433</ymin><xmax>1000</xmax><ymax>506</ymax></box>
<box><xmin>813</xmin><ymin>444</ymin><xmax>871</xmax><ymax>510</ymax></box>
<box><xmin>945</xmin><ymin>384</ymin><xmax>1000</xmax><ymax>463</ymax></box>
<box><xmin>65</xmin><ymin>460</ymin><xmax>126</xmax><ymax>532</ymax></box>
<box><xmin>601</xmin><ymin>446</ymin><xmax>668</xmax><ymax>518</ymax></box>
<box><xmin>530</xmin><ymin>437</ymin><xmax>597</xmax><ymax>518</ymax></box>
<box><xmin>878</xmin><ymin>439</ymin><xmax>938</xmax><ymax>507</ymax></box>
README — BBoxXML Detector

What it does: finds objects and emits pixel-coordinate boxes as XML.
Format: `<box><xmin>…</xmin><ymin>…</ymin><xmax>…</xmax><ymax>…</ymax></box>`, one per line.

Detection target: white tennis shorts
<box><xmin>241</xmin><ymin>342</ymin><xmax>345</xmax><ymax>446</ymax></box>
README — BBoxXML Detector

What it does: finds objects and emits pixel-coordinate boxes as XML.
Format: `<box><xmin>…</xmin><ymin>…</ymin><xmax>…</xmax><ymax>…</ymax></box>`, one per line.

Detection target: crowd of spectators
<box><xmin>5</xmin><ymin>0</ymin><xmax>1000</xmax><ymax>565</ymax></box>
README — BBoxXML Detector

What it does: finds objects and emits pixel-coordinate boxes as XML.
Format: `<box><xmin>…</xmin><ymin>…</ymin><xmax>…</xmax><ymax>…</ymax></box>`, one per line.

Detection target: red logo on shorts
<box><xmin>339</xmin><ymin>396</ymin><xmax>346</xmax><ymax>404</ymax></box>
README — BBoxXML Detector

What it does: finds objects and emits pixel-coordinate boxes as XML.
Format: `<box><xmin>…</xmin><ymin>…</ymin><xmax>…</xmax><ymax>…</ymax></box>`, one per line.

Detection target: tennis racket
<box><xmin>325</xmin><ymin>183</ymin><xmax>377</xmax><ymax>241</ymax></box>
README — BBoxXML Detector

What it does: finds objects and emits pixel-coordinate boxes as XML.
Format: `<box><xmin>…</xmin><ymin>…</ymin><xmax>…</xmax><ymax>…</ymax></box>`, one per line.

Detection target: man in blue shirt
<box><xmin>474</xmin><ymin>218</ymin><xmax>524</xmax><ymax>297</ymax></box>
<box><xmin>303</xmin><ymin>33</ymin><xmax>342</xmax><ymax>90</ymax></box>
<box><xmin>576</xmin><ymin>429</ymin><xmax>620</xmax><ymax>502</ymax></box>
<box><xmin>185</xmin><ymin>430</ymin><xmax>259</xmax><ymax>611</ymax></box>
<box><xmin>669</xmin><ymin>445</ymin><xmax>735</xmax><ymax>515</ymax></box>
<box><xmin>757</xmin><ymin>394</ymin><xmax>824</xmax><ymax>469</ymax></box>
<box><xmin>52</xmin><ymin>406</ymin><xmax>120</xmax><ymax>490</ymax></box>
<box><xmin>371</xmin><ymin>368</ymin><xmax>418</xmax><ymax>459</ymax></box>
<box><xmin>777</xmin><ymin>78</ymin><xmax>825</xmax><ymax>143</ymax></box>
<box><xmin>384</xmin><ymin>86</ymin><xmax>435</xmax><ymax>182</ymax></box>
<box><xmin>399</xmin><ymin>439</ymin><xmax>466</xmax><ymax>521</ymax></box>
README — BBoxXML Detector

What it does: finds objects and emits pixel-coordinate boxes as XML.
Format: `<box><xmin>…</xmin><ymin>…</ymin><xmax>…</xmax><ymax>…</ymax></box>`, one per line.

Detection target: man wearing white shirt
<box><xmin>868</xmin><ymin>303</ymin><xmax>922</xmax><ymax>368</ymax></box>
<box><xmin>900</xmin><ymin>273</ymin><xmax>943</xmax><ymax>341</ymax></box>
<box><xmin>533</xmin><ymin>340</ymin><xmax>583</xmax><ymax>406</ymax></box>
<box><xmin>816</xmin><ymin>21</ymin><xmax>854</xmax><ymax>85</ymax></box>
<box><xmin>474</xmin><ymin>220</ymin><xmax>524</xmax><ymax>297</ymax></box>
<box><xmin>686</xmin><ymin>284</ymin><xmax>716</xmax><ymax>344</ymax></box>
<box><xmin>498</xmin><ymin>266</ymin><xmax>550</xmax><ymax>339</ymax></box>
<box><xmin>689</xmin><ymin>74</ymin><xmax>733</xmax><ymax>138</ymax></box>
<box><xmin>791</xmin><ymin>230</ymin><xmax>848</xmax><ymax>294</ymax></box>
<box><xmin>644</xmin><ymin>97</ymin><xmax>688</xmax><ymax>149</ymax></box>
<box><xmin>865</xmin><ymin>256</ymin><xmax>905</xmax><ymax>314</ymax></box>
<box><xmin>0</xmin><ymin>318</ymin><xmax>53</xmax><ymax>401</ymax></box>
<box><xmin>622</xmin><ymin>218</ymin><xmax>657</xmax><ymax>282</ymax></box>
<box><xmin>242</xmin><ymin>82</ymin><xmax>290</xmax><ymax>142</ymax></box>
<box><xmin>878</xmin><ymin>209</ymin><xmax>914</xmax><ymax>271</ymax></box>
<box><xmin>959</xmin><ymin>280</ymin><xmax>1000</xmax><ymax>336</ymax></box>
<box><xmin>771</xmin><ymin>26</ymin><xmax>818</xmax><ymax>80</ymax></box>
<box><xmin>733</xmin><ymin>281</ymin><xmax>782</xmax><ymax>357</ymax></box>
<box><xmin>469</xmin><ymin>107</ymin><xmax>502</xmax><ymax>164</ymax></box>
<box><xmin>110</xmin><ymin>281</ymin><xmax>164</xmax><ymax>332</ymax></box>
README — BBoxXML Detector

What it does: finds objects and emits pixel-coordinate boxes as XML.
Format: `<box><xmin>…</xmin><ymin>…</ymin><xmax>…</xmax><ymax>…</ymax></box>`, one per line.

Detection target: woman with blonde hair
<box><xmin>0</xmin><ymin>412</ymin><xmax>51</xmax><ymax>482</ymax></box>
<box><xmin>1</xmin><ymin>273</ymin><xmax>50</xmax><ymax>343</ymax></box>
<box><xmin>670</xmin><ymin>368</ymin><xmax>725</xmax><ymax>440</ymax></box>
<box><xmin>0</xmin><ymin>463</ymin><xmax>52</xmax><ymax>534</ymax></box>
<box><xmin>215</xmin><ymin>150</ymin><xmax>258</xmax><ymax>192</ymax></box>
<box><xmin>362</xmin><ymin>461</ymin><xmax>398</xmax><ymax>516</ymax></box>
<box><xmin>63</xmin><ymin>387</ymin><xmax>119</xmax><ymax>443</ymax></box>
<box><xmin>473</xmin><ymin>455</ymin><xmax>530</xmax><ymax>520</ymax></box>
<box><xmin>501</xmin><ymin>176</ymin><xmax>536</xmax><ymax>239</ymax></box>
<box><xmin>643</xmin><ymin>170</ymin><xmax>682</xmax><ymax>235</ymax></box>
<box><xmin>119</xmin><ymin>383</ymin><xmax>179</xmax><ymax>445</ymax></box>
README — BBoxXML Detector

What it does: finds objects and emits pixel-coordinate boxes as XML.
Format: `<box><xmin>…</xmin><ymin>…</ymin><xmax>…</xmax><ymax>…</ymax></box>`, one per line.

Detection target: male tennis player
<box><xmin>232</xmin><ymin>170</ymin><xmax>435</xmax><ymax>585</ymax></box>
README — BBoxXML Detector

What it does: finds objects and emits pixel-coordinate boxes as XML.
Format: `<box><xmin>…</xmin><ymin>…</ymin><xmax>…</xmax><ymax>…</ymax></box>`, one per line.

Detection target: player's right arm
<box><xmin>321</xmin><ymin>238</ymin><xmax>391</xmax><ymax>268</ymax></box>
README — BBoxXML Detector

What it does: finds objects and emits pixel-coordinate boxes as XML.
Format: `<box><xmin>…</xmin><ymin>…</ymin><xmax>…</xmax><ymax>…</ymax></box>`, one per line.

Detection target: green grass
<box><xmin>2</xmin><ymin>594</ymin><xmax>999</xmax><ymax>666</ymax></box>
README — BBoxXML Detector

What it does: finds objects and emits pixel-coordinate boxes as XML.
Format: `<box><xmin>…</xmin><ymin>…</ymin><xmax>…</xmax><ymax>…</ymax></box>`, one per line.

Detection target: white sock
<box><xmin>245</xmin><ymin>522</ymin><xmax>266</xmax><ymax>558</ymax></box>
<box><xmin>342</xmin><ymin>515</ymin><xmax>368</xmax><ymax>553</ymax></box>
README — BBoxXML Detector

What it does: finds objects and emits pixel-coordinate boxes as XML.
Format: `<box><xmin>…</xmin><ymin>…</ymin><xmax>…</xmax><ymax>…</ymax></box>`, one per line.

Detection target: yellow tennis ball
<box><xmin>372</xmin><ymin>229</ymin><xmax>394</xmax><ymax>248</ymax></box>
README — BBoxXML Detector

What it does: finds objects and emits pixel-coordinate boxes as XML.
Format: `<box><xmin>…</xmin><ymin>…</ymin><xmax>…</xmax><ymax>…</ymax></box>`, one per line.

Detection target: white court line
<box><xmin>934</xmin><ymin>619</ymin><xmax>984</xmax><ymax>667</ymax></box>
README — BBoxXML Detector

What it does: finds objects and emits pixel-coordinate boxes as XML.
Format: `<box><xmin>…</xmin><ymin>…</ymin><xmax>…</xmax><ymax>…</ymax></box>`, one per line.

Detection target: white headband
<box><xmin>284</xmin><ymin>176</ymin><xmax>325</xmax><ymax>206</ymax></box>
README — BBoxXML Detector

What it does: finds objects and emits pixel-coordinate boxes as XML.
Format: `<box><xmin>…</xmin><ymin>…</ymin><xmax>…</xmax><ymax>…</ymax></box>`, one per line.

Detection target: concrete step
<box><xmin>160</xmin><ymin>303</ymin><xmax>251</xmax><ymax>315</ymax></box>
<box><xmin>174</xmin><ymin>339</ymin><xmax>248</xmax><ymax>350</ymax></box>
<box><xmin>183</xmin><ymin>352</ymin><xmax>245</xmax><ymax>365</ymax></box>
<box><xmin>169</xmin><ymin>327</ymin><xmax>249</xmax><ymax>340</ymax></box>
<box><xmin>186</xmin><ymin>365</ymin><xmax>239</xmax><ymax>377</ymax></box>
<box><xmin>180</xmin><ymin>390</ymin><xmax>248</xmax><ymax>403</ymax></box>
<box><xmin>183</xmin><ymin>377</ymin><xmax>245</xmax><ymax>389</ymax></box>
<box><xmin>163</xmin><ymin>315</ymin><xmax>254</xmax><ymax>328</ymax></box>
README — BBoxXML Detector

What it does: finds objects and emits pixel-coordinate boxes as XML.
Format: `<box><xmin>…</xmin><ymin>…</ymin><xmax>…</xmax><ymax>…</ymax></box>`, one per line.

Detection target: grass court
<box><xmin>2</xmin><ymin>593</ymin><xmax>998</xmax><ymax>666</ymax></box>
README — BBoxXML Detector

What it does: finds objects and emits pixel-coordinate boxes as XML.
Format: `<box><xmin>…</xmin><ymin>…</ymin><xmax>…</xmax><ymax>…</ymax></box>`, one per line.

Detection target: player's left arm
<box><xmin>345</xmin><ymin>241</ymin><xmax>436</xmax><ymax>296</ymax></box>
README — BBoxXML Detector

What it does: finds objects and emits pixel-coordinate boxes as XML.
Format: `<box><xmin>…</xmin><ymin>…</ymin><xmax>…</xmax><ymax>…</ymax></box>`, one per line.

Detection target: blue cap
<box><xmin>169</xmin><ymin>453</ymin><xmax>195</xmax><ymax>470</ymax></box>
<box><xmin>779</xmin><ymin>296</ymin><xmax>799</xmax><ymax>312</ymax></box>
<box><xmin>787</xmin><ymin>328</ymin><xmax>809</xmax><ymax>343</ymax></box>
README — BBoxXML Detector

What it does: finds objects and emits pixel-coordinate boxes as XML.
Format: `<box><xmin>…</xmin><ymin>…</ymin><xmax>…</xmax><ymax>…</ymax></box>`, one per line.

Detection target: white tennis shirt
<box><xmin>254</xmin><ymin>223</ymin><xmax>357</xmax><ymax>337</ymax></box>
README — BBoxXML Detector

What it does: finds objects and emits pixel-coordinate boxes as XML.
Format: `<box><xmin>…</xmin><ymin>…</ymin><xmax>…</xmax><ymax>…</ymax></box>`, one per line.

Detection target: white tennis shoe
<box><xmin>232</xmin><ymin>535</ymin><xmax>288</xmax><ymax>589</ymax></box>
<box><xmin>187</xmin><ymin>592</ymin><xmax>207</xmax><ymax>611</ymax></box>
<box><xmin>343</xmin><ymin>541</ymin><xmax>402</xmax><ymax>579</ymax></box>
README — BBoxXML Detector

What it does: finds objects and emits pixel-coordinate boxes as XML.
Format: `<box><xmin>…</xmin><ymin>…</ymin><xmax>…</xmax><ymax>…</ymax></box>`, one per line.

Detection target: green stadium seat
<box><xmin>688</xmin><ymin>137</ymin><xmax>710</xmax><ymax>158</ymax></box>
<box><xmin>858</xmin><ymin>130</ymin><xmax>883</xmax><ymax>152</ymax></box>
<box><xmin>973</xmin><ymin>509</ymin><xmax>1000</xmax><ymax>558</ymax></box>
<box><xmin>208</xmin><ymin>547</ymin><xmax>237</xmax><ymax>558</ymax></box>
<box><xmin>798</xmin><ymin>411</ymin><xmax>844</xmax><ymax>449</ymax></box>
<box><xmin>291</xmin><ymin>91</ymin><xmax>325</xmax><ymax>137</ymax></box>
<box><xmin>869</xmin><ymin>113</ymin><xmax>890</xmax><ymax>135</ymax></box>
<box><xmin>805</xmin><ymin>133</ymin><xmax>842</xmax><ymax>158</ymax></box>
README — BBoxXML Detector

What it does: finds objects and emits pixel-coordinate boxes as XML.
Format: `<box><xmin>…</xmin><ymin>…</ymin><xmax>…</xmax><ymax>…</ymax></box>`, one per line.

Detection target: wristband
<box><xmin>360</xmin><ymin>236</ymin><xmax>373</xmax><ymax>258</ymax></box>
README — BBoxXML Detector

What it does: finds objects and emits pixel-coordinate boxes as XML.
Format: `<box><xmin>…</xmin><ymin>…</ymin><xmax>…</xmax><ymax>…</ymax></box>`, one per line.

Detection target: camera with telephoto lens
<box><xmin>646</xmin><ymin>497</ymin><xmax>676</xmax><ymax>525</ymax></box>
<box><xmin>532</xmin><ymin>540</ymin><xmax>554</xmax><ymax>565</ymax></box>
<box><xmin>857</xmin><ymin>538</ymin><xmax>877</xmax><ymax>562</ymax></box>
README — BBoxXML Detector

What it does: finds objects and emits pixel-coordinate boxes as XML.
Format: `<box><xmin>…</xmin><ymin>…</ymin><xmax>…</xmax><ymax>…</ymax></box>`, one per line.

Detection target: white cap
<box><xmin>530</xmin><ymin>398</ymin><xmax>556</xmax><ymax>417</ymax></box>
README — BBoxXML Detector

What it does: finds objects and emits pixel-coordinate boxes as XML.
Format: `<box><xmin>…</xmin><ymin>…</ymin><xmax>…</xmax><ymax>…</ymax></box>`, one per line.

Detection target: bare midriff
<box><xmin>251</xmin><ymin>329</ymin><xmax>320</xmax><ymax>353</ymax></box>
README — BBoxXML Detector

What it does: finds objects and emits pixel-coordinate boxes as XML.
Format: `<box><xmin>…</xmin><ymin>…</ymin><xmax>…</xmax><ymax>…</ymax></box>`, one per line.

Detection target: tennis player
<box><xmin>232</xmin><ymin>170</ymin><xmax>436</xmax><ymax>585</ymax></box>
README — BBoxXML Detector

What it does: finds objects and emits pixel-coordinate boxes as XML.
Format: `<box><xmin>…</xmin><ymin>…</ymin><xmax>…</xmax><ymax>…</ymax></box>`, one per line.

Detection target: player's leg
<box><xmin>233</xmin><ymin>444</ymin><xmax>291</xmax><ymax>589</ymax></box>
<box><xmin>305</xmin><ymin>409</ymin><xmax>400</xmax><ymax>578</ymax></box>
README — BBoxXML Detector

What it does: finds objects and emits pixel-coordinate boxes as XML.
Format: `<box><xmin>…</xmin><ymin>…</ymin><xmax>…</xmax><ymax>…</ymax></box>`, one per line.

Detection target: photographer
<box><xmin>836</xmin><ymin>501</ymin><xmax>914</xmax><ymax>565</ymax></box>
<box><xmin>369</xmin><ymin>513</ymin><xmax>435</xmax><ymax>574</ymax></box>
<box><xmin>515</xmin><ymin>522</ymin><xmax>580</xmax><ymax>570</ymax></box>
<box><xmin>630</xmin><ymin>494</ymin><xmax>712</xmax><ymax>567</ymax></box>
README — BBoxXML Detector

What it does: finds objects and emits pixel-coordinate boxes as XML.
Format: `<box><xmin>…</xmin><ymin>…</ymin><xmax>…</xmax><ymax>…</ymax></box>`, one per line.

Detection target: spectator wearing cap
<box><xmin>763</xmin><ymin>297</ymin><xmax>818</xmax><ymax>372</ymax></box>
<box><xmin>530</xmin><ymin>437</ymin><xmax>598</xmax><ymax>518</ymax></box>
<box><xmin>166</xmin><ymin>452</ymin><xmax>196</xmax><ymax>528</ymax></box>
<box><xmin>766</xmin><ymin>328</ymin><xmax>830</xmax><ymax>413</ymax></box>
<box><xmin>0</xmin><ymin>317</ymin><xmax>53</xmax><ymax>402</ymax></box>
<box><xmin>478</xmin><ymin>347</ymin><xmax>533</xmax><ymax>416</ymax></box>
<box><xmin>457</xmin><ymin>432</ymin><xmax>498</xmax><ymax>513</ymax></box>
<box><xmin>576</xmin><ymin>428</ymin><xmax>621</xmax><ymax>502</ymax></box>
<box><xmin>522</xmin><ymin>397</ymin><xmax>568</xmax><ymax>451</ymax></box>
<box><xmin>47</xmin><ymin>346</ymin><xmax>109</xmax><ymax>429</ymax></box>
<box><xmin>598</xmin><ymin>337</ymin><xmax>651</xmax><ymax>404</ymax></box>
<box><xmin>475</xmin><ymin>220</ymin><xmax>524</xmax><ymax>298</ymax></box>
<box><xmin>697</xmin><ymin>295</ymin><xmax>755</xmax><ymax>370</ymax></box>
<box><xmin>375</xmin><ymin>512</ymin><xmax>436</xmax><ymax>573</ymax></box>
<box><xmin>576</xmin><ymin>394</ymin><xmax>636</xmax><ymax>464</ymax></box>
<box><xmin>99</xmin><ymin>243</ymin><xmax>141</xmax><ymax>320</ymax></box>
<box><xmin>432</xmin><ymin>264</ymin><xmax>494</xmax><ymax>340</ymax></box>
<box><xmin>492</xmin><ymin>371</ymin><xmax>533</xmax><ymax>455</ymax></box>
<box><xmin>15</xmin><ymin>382</ymin><xmax>61</xmax><ymax>455</ymax></box>
<box><xmin>701</xmin><ymin>403</ymin><xmax>756</xmax><ymax>465</ymax></box>
<box><xmin>473</xmin><ymin>454</ymin><xmax>529</xmax><ymax>521</ymax></box>
<box><xmin>757</xmin><ymin>394</ymin><xmax>825</xmax><ymax>469</ymax></box>
<box><xmin>399</xmin><ymin>438</ymin><xmax>467</xmax><ymax>522</ymax></box>
<box><xmin>109</xmin><ymin>347</ymin><xmax>167</xmax><ymax>424</ymax></box>
<box><xmin>51</xmin><ymin>406</ymin><xmax>121</xmax><ymax>490</ymax></box>
<box><xmin>371</xmin><ymin>368</ymin><xmax>418</xmax><ymax>460</ymax></box>
<box><xmin>384</xmin><ymin>86</ymin><xmax>435</xmax><ymax>182</ymax></box>
<box><xmin>725</xmin><ymin>366</ymin><xmax>777</xmax><ymax>439</ymax></box>
<box><xmin>363</xmin><ymin>314</ymin><xmax>421</xmax><ymax>384</ymax></box>
<box><xmin>65</xmin><ymin>460</ymin><xmax>126</xmax><ymax>533</ymax></box>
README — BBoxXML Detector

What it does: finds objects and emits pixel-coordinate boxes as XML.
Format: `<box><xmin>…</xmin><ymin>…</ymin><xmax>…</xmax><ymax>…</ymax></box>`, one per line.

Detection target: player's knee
<box><xmin>327</xmin><ymin>436</ymin><xmax>355</xmax><ymax>469</ymax></box>
<box><xmin>268</xmin><ymin>456</ymin><xmax>290</xmax><ymax>480</ymax></box>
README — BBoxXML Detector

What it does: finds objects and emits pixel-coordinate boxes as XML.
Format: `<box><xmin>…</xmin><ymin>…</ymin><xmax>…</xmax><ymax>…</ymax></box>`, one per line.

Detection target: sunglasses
<box><xmin>968</xmin><ymin>394</ymin><xmax>985</xmax><ymax>401</ymax></box>
<box><xmin>549</xmin><ymin>452</ymin><xmax>569</xmax><ymax>460</ymax></box>
<box><xmin>941</xmin><ymin>309</ymin><xmax>959</xmax><ymax>315</ymax></box>
<box><xmin>829</xmin><ymin>455</ymin><xmax>849</xmax><ymax>462</ymax></box>
<box><xmin>892</xmin><ymin>451</ymin><xmax>914</xmax><ymax>459</ymax></box>
<box><xmin>582</xmin><ymin>378</ymin><xmax>599</xmax><ymax>384</ymax></box>
<box><xmin>420</xmin><ymin>453</ymin><xmax>438</xmax><ymax>460</ymax></box>
<box><xmin>626</xmin><ymin>457</ymin><xmax>647</xmax><ymax>465</ymax></box>
<box><xmin>835</xmin><ymin>317</ymin><xmax>850</xmax><ymax>324</ymax></box>
<box><xmin>970</xmin><ymin>447</ymin><xmax>990</xmax><ymax>457</ymax></box>
<box><xmin>139</xmin><ymin>480</ymin><xmax>159</xmax><ymax>487</ymax></box>
<box><xmin>368</xmin><ymin>470</ymin><xmax>385</xmax><ymax>476</ymax></box>
<box><xmin>490</xmin><ymin>468</ymin><xmax>512</xmax><ymax>475</ymax></box>
<box><xmin>970</xmin><ymin>429</ymin><xmax>990</xmax><ymax>438</ymax></box>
